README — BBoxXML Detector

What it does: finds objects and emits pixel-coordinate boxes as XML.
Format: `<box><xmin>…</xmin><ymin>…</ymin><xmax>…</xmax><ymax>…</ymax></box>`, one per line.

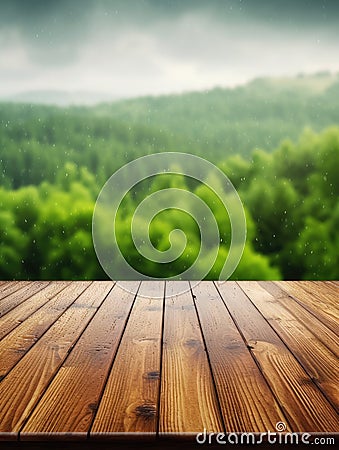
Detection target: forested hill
<box><xmin>97</xmin><ymin>72</ymin><xmax>339</xmax><ymax>158</ymax></box>
<box><xmin>0</xmin><ymin>73</ymin><xmax>338</xmax><ymax>280</ymax></box>
<box><xmin>1</xmin><ymin>72</ymin><xmax>339</xmax><ymax>189</ymax></box>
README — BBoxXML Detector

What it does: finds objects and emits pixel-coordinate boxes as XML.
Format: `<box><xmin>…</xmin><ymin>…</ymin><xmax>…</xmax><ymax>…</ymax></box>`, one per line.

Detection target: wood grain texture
<box><xmin>0</xmin><ymin>281</ymin><xmax>20</xmax><ymax>294</ymax></box>
<box><xmin>231</xmin><ymin>281</ymin><xmax>338</xmax><ymax>431</ymax></box>
<box><xmin>21</xmin><ymin>282</ymin><xmax>139</xmax><ymax>441</ymax></box>
<box><xmin>0</xmin><ymin>281</ymin><xmax>30</xmax><ymax>299</ymax></box>
<box><xmin>251</xmin><ymin>283</ymin><xmax>339</xmax><ymax>408</ymax></box>
<box><xmin>0</xmin><ymin>282</ymin><xmax>111</xmax><ymax>439</ymax></box>
<box><xmin>276</xmin><ymin>281</ymin><xmax>338</xmax><ymax>335</ymax></box>
<box><xmin>192</xmin><ymin>281</ymin><xmax>285</xmax><ymax>433</ymax></box>
<box><xmin>0</xmin><ymin>282</ymin><xmax>49</xmax><ymax>316</ymax></box>
<box><xmin>260</xmin><ymin>282</ymin><xmax>338</xmax><ymax>358</ymax></box>
<box><xmin>91</xmin><ymin>281</ymin><xmax>165</xmax><ymax>440</ymax></box>
<box><xmin>159</xmin><ymin>281</ymin><xmax>223</xmax><ymax>437</ymax></box>
<box><xmin>0</xmin><ymin>282</ymin><xmax>70</xmax><ymax>340</ymax></box>
<box><xmin>321</xmin><ymin>280</ymin><xmax>339</xmax><ymax>294</ymax></box>
<box><xmin>0</xmin><ymin>281</ymin><xmax>91</xmax><ymax>378</ymax></box>
<box><xmin>306</xmin><ymin>281</ymin><xmax>339</xmax><ymax>307</ymax></box>
<box><xmin>325</xmin><ymin>280</ymin><xmax>339</xmax><ymax>291</ymax></box>
<box><xmin>0</xmin><ymin>281</ymin><xmax>337</xmax><ymax>443</ymax></box>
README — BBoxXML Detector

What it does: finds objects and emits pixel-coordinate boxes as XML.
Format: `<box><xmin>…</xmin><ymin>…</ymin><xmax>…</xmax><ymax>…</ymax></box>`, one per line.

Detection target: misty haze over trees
<box><xmin>1</xmin><ymin>73</ymin><xmax>338</xmax><ymax>280</ymax></box>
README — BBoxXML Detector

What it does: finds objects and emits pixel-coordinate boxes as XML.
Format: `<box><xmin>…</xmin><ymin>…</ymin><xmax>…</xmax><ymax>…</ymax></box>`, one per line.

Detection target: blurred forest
<box><xmin>0</xmin><ymin>73</ymin><xmax>338</xmax><ymax>280</ymax></box>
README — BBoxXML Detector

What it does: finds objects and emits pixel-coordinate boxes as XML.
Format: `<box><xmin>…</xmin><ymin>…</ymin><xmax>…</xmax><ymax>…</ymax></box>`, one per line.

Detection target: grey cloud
<box><xmin>0</xmin><ymin>0</ymin><xmax>338</xmax><ymax>98</ymax></box>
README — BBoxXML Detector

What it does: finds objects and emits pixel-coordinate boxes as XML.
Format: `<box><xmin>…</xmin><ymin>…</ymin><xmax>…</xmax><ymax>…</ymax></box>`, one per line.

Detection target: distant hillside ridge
<box><xmin>1</xmin><ymin>72</ymin><xmax>339</xmax><ymax>189</ymax></box>
<box><xmin>95</xmin><ymin>71</ymin><xmax>339</xmax><ymax>157</ymax></box>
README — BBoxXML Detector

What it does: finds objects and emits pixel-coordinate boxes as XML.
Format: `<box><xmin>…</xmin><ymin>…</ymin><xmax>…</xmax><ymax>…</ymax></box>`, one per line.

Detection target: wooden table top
<box><xmin>0</xmin><ymin>281</ymin><xmax>337</xmax><ymax>448</ymax></box>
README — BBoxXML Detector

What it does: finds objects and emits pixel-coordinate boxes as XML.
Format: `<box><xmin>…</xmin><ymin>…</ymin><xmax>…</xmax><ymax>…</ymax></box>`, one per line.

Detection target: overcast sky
<box><xmin>1</xmin><ymin>0</ymin><xmax>339</xmax><ymax>99</ymax></box>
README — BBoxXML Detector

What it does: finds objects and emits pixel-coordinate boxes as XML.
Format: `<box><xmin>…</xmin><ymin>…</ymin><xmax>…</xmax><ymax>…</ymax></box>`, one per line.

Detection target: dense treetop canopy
<box><xmin>1</xmin><ymin>74</ymin><xmax>338</xmax><ymax>280</ymax></box>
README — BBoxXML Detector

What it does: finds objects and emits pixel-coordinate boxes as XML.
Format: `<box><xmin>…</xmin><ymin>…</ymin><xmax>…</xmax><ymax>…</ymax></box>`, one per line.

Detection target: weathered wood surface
<box><xmin>159</xmin><ymin>281</ymin><xmax>223</xmax><ymax>437</ymax></box>
<box><xmin>192</xmin><ymin>282</ymin><xmax>286</xmax><ymax>432</ymax></box>
<box><xmin>0</xmin><ymin>281</ymin><xmax>337</xmax><ymax>444</ymax></box>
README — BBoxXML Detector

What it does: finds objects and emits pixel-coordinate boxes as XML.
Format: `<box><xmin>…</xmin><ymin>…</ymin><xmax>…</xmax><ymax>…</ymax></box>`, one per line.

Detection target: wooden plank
<box><xmin>0</xmin><ymin>281</ymin><xmax>31</xmax><ymax>301</ymax></box>
<box><xmin>247</xmin><ymin>282</ymin><xmax>338</xmax><ymax>410</ymax></box>
<box><xmin>0</xmin><ymin>282</ymin><xmax>91</xmax><ymax>378</ymax></box>
<box><xmin>21</xmin><ymin>282</ymin><xmax>138</xmax><ymax>441</ymax></box>
<box><xmin>219</xmin><ymin>281</ymin><xmax>338</xmax><ymax>432</ymax></box>
<box><xmin>0</xmin><ymin>282</ymin><xmax>49</xmax><ymax>317</ymax></box>
<box><xmin>258</xmin><ymin>282</ymin><xmax>338</xmax><ymax>357</ymax></box>
<box><xmin>0</xmin><ymin>281</ymin><xmax>32</xmax><ymax>301</ymax></box>
<box><xmin>91</xmin><ymin>281</ymin><xmax>165</xmax><ymax>440</ymax></box>
<box><xmin>276</xmin><ymin>281</ymin><xmax>338</xmax><ymax>335</ymax></box>
<box><xmin>0</xmin><ymin>282</ymin><xmax>71</xmax><ymax>340</ymax></box>
<box><xmin>0</xmin><ymin>281</ymin><xmax>112</xmax><ymax>440</ymax></box>
<box><xmin>301</xmin><ymin>282</ymin><xmax>338</xmax><ymax>316</ymax></box>
<box><xmin>309</xmin><ymin>281</ymin><xmax>339</xmax><ymax>305</ymax></box>
<box><xmin>323</xmin><ymin>281</ymin><xmax>339</xmax><ymax>296</ymax></box>
<box><xmin>159</xmin><ymin>281</ymin><xmax>223</xmax><ymax>438</ymax></box>
<box><xmin>192</xmin><ymin>281</ymin><xmax>285</xmax><ymax>433</ymax></box>
<box><xmin>280</xmin><ymin>281</ymin><xmax>338</xmax><ymax>316</ymax></box>
<box><xmin>327</xmin><ymin>280</ymin><xmax>339</xmax><ymax>289</ymax></box>
<box><xmin>0</xmin><ymin>280</ymin><xmax>337</xmax><ymax>444</ymax></box>
<box><xmin>0</xmin><ymin>282</ymin><xmax>19</xmax><ymax>293</ymax></box>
